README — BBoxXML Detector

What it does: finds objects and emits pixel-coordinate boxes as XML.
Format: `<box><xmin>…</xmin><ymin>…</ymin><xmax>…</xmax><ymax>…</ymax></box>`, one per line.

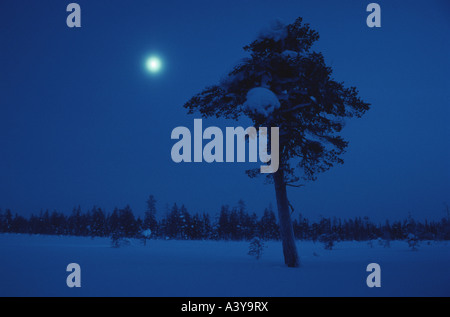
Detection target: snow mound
<box><xmin>244</xmin><ymin>87</ymin><xmax>280</xmax><ymax>117</ymax></box>
<box><xmin>281</xmin><ymin>50</ymin><xmax>298</xmax><ymax>58</ymax></box>
<box><xmin>258</xmin><ymin>19</ymin><xmax>287</xmax><ymax>41</ymax></box>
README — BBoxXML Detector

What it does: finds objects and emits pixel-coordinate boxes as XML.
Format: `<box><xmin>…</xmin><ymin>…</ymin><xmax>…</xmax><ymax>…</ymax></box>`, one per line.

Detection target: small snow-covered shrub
<box><xmin>377</xmin><ymin>237</ymin><xmax>391</xmax><ymax>248</ymax></box>
<box><xmin>377</xmin><ymin>238</ymin><xmax>383</xmax><ymax>246</ymax></box>
<box><xmin>141</xmin><ymin>229</ymin><xmax>152</xmax><ymax>245</ymax></box>
<box><xmin>407</xmin><ymin>233</ymin><xmax>419</xmax><ymax>251</ymax></box>
<box><xmin>381</xmin><ymin>232</ymin><xmax>392</xmax><ymax>248</ymax></box>
<box><xmin>319</xmin><ymin>233</ymin><xmax>338</xmax><ymax>250</ymax></box>
<box><xmin>248</xmin><ymin>237</ymin><xmax>264</xmax><ymax>260</ymax></box>
<box><xmin>111</xmin><ymin>232</ymin><xmax>130</xmax><ymax>248</ymax></box>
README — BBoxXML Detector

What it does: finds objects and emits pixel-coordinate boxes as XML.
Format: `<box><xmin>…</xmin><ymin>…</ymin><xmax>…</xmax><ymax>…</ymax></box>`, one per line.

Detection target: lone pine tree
<box><xmin>184</xmin><ymin>17</ymin><xmax>370</xmax><ymax>267</ymax></box>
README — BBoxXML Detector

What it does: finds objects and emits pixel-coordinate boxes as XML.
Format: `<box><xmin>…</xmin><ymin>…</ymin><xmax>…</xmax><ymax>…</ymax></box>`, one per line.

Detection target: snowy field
<box><xmin>0</xmin><ymin>234</ymin><xmax>449</xmax><ymax>297</ymax></box>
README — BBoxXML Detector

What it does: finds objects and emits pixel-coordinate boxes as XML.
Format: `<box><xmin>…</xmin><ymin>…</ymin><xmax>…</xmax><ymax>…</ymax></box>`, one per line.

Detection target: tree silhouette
<box><xmin>184</xmin><ymin>17</ymin><xmax>370</xmax><ymax>267</ymax></box>
<box><xmin>144</xmin><ymin>195</ymin><xmax>158</xmax><ymax>235</ymax></box>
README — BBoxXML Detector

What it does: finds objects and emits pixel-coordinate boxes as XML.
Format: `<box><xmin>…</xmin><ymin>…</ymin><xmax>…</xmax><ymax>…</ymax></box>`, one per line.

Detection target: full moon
<box><xmin>146</xmin><ymin>56</ymin><xmax>162</xmax><ymax>73</ymax></box>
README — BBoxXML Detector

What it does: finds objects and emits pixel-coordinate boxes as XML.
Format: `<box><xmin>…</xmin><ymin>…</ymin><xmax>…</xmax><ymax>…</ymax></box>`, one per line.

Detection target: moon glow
<box><xmin>146</xmin><ymin>56</ymin><xmax>162</xmax><ymax>73</ymax></box>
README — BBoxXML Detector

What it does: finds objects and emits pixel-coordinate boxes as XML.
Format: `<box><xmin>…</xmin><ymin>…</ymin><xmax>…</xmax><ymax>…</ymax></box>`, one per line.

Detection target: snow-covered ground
<box><xmin>0</xmin><ymin>234</ymin><xmax>449</xmax><ymax>296</ymax></box>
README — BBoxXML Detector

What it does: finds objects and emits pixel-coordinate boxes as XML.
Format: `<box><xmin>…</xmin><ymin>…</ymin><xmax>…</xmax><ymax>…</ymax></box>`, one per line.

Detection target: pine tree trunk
<box><xmin>273</xmin><ymin>168</ymin><xmax>300</xmax><ymax>267</ymax></box>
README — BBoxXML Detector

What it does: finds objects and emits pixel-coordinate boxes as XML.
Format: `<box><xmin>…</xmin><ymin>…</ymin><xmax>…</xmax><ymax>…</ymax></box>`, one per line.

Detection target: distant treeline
<box><xmin>1</xmin><ymin>197</ymin><xmax>449</xmax><ymax>241</ymax></box>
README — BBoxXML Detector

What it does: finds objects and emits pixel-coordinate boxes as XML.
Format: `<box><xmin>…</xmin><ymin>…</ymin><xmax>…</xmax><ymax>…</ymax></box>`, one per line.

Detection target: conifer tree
<box><xmin>184</xmin><ymin>17</ymin><xmax>369</xmax><ymax>266</ymax></box>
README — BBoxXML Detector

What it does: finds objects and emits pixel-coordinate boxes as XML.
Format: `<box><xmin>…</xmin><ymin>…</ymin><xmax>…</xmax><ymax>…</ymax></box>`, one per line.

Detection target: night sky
<box><xmin>1</xmin><ymin>0</ymin><xmax>449</xmax><ymax>222</ymax></box>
